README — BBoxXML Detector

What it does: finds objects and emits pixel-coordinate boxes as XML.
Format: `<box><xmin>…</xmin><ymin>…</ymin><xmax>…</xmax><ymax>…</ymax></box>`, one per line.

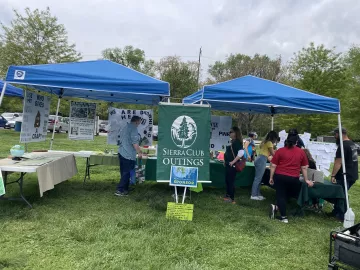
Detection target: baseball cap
<box><xmin>332</xmin><ymin>127</ymin><xmax>347</xmax><ymax>134</ymax></box>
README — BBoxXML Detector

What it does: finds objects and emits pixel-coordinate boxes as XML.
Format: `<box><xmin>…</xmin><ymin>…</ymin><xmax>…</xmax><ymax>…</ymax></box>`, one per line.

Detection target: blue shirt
<box><xmin>118</xmin><ymin>123</ymin><xmax>140</xmax><ymax>160</ymax></box>
<box><xmin>243</xmin><ymin>138</ymin><xmax>255</xmax><ymax>159</ymax></box>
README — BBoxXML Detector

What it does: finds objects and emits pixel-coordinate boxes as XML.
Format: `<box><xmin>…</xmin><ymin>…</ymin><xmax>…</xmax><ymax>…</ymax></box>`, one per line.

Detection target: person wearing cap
<box><xmin>243</xmin><ymin>132</ymin><xmax>257</xmax><ymax>162</ymax></box>
<box><xmin>115</xmin><ymin>115</ymin><xmax>143</xmax><ymax>196</ymax></box>
<box><xmin>330</xmin><ymin>127</ymin><xmax>358</xmax><ymax>221</ymax></box>
<box><xmin>269</xmin><ymin>133</ymin><xmax>313</xmax><ymax>223</ymax></box>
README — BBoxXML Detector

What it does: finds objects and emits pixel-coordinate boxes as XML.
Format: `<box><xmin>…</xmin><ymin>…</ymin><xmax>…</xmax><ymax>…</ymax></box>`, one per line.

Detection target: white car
<box><xmin>48</xmin><ymin>115</ymin><xmax>69</xmax><ymax>133</ymax></box>
<box><xmin>1</xmin><ymin>112</ymin><xmax>22</xmax><ymax>128</ymax></box>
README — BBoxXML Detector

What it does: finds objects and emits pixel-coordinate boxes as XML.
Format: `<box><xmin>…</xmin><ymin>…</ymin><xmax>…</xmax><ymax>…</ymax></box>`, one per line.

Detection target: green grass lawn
<box><xmin>0</xmin><ymin>129</ymin><xmax>359</xmax><ymax>270</ymax></box>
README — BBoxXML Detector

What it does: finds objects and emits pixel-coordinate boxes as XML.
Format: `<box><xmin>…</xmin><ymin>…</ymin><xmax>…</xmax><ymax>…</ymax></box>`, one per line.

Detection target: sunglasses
<box><xmin>229</xmin><ymin>131</ymin><xmax>234</xmax><ymax>134</ymax></box>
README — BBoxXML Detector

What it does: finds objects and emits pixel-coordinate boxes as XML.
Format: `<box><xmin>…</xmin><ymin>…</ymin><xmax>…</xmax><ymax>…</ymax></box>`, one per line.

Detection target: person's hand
<box><xmin>269</xmin><ymin>178</ymin><xmax>274</xmax><ymax>185</ymax></box>
<box><xmin>305</xmin><ymin>179</ymin><xmax>314</xmax><ymax>187</ymax></box>
<box><xmin>331</xmin><ymin>176</ymin><xmax>337</xmax><ymax>184</ymax></box>
<box><xmin>138</xmin><ymin>152</ymin><xmax>143</xmax><ymax>159</ymax></box>
<box><xmin>229</xmin><ymin>160</ymin><xmax>235</xmax><ymax>167</ymax></box>
<box><xmin>268</xmin><ymin>156</ymin><xmax>273</xmax><ymax>162</ymax></box>
<box><xmin>247</xmin><ymin>156</ymin><xmax>251</xmax><ymax>161</ymax></box>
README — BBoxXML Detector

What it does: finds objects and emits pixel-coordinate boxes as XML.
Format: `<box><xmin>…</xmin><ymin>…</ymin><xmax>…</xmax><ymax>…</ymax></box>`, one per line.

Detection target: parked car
<box><xmin>1</xmin><ymin>112</ymin><xmax>22</xmax><ymax>129</ymax></box>
<box><xmin>48</xmin><ymin>115</ymin><xmax>69</xmax><ymax>133</ymax></box>
<box><xmin>5</xmin><ymin>116</ymin><xmax>23</xmax><ymax>129</ymax></box>
<box><xmin>0</xmin><ymin>115</ymin><xmax>7</xmax><ymax>128</ymax></box>
<box><xmin>99</xmin><ymin>121</ymin><xmax>108</xmax><ymax>133</ymax></box>
<box><xmin>153</xmin><ymin>125</ymin><xmax>158</xmax><ymax>141</ymax></box>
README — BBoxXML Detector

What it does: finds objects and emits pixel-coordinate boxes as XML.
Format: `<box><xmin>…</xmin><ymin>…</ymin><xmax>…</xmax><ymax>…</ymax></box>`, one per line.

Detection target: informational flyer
<box><xmin>210</xmin><ymin>116</ymin><xmax>232</xmax><ymax>151</ymax></box>
<box><xmin>307</xmin><ymin>142</ymin><xmax>337</xmax><ymax>176</ymax></box>
<box><xmin>107</xmin><ymin>107</ymin><xmax>153</xmax><ymax>146</ymax></box>
<box><xmin>20</xmin><ymin>91</ymin><xmax>51</xmax><ymax>143</ymax></box>
<box><xmin>69</xmin><ymin>101</ymin><xmax>96</xmax><ymax>140</ymax></box>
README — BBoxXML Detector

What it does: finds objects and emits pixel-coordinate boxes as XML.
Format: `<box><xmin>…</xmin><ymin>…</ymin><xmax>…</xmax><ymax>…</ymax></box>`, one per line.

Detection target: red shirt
<box><xmin>271</xmin><ymin>147</ymin><xmax>308</xmax><ymax>177</ymax></box>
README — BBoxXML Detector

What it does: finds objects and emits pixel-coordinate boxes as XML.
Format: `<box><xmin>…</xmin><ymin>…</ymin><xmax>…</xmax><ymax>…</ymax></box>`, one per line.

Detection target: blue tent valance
<box><xmin>4</xmin><ymin>60</ymin><xmax>169</xmax><ymax>105</ymax></box>
<box><xmin>0</xmin><ymin>79</ymin><xmax>23</xmax><ymax>98</ymax></box>
<box><xmin>183</xmin><ymin>75</ymin><xmax>340</xmax><ymax>114</ymax></box>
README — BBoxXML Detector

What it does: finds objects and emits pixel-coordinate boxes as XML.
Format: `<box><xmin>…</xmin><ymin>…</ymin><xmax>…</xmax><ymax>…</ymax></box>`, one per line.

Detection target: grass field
<box><xmin>0</xmin><ymin>129</ymin><xmax>359</xmax><ymax>270</ymax></box>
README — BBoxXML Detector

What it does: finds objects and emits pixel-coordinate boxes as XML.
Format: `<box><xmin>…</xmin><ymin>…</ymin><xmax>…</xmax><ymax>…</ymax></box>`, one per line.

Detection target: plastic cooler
<box><xmin>328</xmin><ymin>223</ymin><xmax>360</xmax><ymax>269</ymax></box>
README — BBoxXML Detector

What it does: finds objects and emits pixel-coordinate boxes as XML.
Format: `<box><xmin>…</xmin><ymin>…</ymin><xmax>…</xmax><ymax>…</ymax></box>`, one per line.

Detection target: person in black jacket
<box><xmin>223</xmin><ymin>126</ymin><xmax>243</xmax><ymax>204</ymax></box>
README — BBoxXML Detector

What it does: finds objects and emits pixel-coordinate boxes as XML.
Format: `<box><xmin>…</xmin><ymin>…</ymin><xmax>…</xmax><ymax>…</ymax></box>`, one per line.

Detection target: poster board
<box><xmin>277</xmin><ymin>130</ymin><xmax>311</xmax><ymax>148</ymax></box>
<box><xmin>210</xmin><ymin>116</ymin><xmax>232</xmax><ymax>151</ymax></box>
<box><xmin>107</xmin><ymin>107</ymin><xmax>153</xmax><ymax>146</ymax></box>
<box><xmin>307</xmin><ymin>142</ymin><xmax>337</xmax><ymax>177</ymax></box>
<box><xmin>166</xmin><ymin>202</ymin><xmax>194</xmax><ymax>221</ymax></box>
<box><xmin>20</xmin><ymin>91</ymin><xmax>51</xmax><ymax>143</ymax></box>
<box><xmin>69</xmin><ymin>101</ymin><xmax>96</xmax><ymax>140</ymax></box>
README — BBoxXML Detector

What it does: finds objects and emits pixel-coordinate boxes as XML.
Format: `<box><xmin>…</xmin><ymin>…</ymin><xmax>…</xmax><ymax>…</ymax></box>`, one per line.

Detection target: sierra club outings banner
<box><xmin>157</xmin><ymin>103</ymin><xmax>211</xmax><ymax>182</ymax></box>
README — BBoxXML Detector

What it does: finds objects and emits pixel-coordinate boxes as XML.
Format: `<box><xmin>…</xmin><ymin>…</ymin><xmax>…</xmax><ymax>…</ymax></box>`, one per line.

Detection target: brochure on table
<box><xmin>69</xmin><ymin>101</ymin><xmax>96</xmax><ymax>140</ymax></box>
<box><xmin>20</xmin><ymin>91</ymin><xmax>51</xmax><ymax>143</ymax></box>
<box><xmin>107</xmin><ymin>107</ymin><xmax>153</xmax><ymax>146</ymax></box>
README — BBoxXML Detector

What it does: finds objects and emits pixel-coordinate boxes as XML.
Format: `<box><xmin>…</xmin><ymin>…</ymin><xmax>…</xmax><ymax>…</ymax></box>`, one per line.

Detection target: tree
<box><xmin>178</xmin><ymin>116</ymin><xmax>189</xmax><ymax>147</ymax></box>
<box><xmin>157</xmin><ymin>56</ymin><xmax>198</xmax><ymax>100</ymax></box>
<box><xmin>0</xmin><ymin>7</ymin><xmax>81</xmax><ymax>114</ymax></box>
<box><xmin>102</xmin><ymin>45</ymin><xmax>156</xmax><ymax>76</ymax></box>
<box><xmin>0</xmin><ymin>7</ymin><xmax>81</xmax><ymax>75</ymax></box>
<box><xmin>278</xmin><ymin>43</ymin><xmax>349</xmax><ymax>137</ymax></box>
<box><xmin>342</xmin><ymin>46</ymin><xmax>360</xmax><ymax>140</ymax></box>
<box><xmin>207</xmin><ymin>53</ymin><xmax>282</xmax><ymax>135</ymax></box>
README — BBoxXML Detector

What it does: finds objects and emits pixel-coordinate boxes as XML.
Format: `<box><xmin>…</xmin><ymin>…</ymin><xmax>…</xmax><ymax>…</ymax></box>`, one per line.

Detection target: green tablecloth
<box><xmin>145</xmin><ymin>158</ymin><xmax>256</xmax><ymax>187</ymax></box>
<box><xmin>89</xmin><ymin>155</ymin><xmax>119</xmax><ymax>166</ymax></box>
<box><xmin>297</xmin><ymin>180</ymin><xmax>346</xmax><ymax>212</ymax></box>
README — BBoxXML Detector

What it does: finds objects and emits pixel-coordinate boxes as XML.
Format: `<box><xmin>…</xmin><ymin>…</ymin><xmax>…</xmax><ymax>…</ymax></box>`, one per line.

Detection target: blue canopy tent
<box><xmin>0</xmin><ymin>79</ymin><xmax>23</xmax><ymax>98</ymax></box>
<box><xmin>183</xmin><ymin>75</ymin><xmax>340</xmax><ymax>115</ymax></box>
<box><xmin>183</xmin><ymin>75</ymin><xmax>354</xmax><ymax>227</ymax></box>
<box><xmin>0</xmin><ymin>60</ymin><xmax>170</xmax><ymax>149</ymax></box>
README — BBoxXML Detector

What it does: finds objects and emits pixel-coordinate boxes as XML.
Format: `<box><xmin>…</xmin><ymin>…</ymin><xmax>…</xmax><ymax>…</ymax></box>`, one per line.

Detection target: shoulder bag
<box><xmin>231</xmin><ymin>144</ymin><xmax>246</xmax><ymax>172</ymax></box>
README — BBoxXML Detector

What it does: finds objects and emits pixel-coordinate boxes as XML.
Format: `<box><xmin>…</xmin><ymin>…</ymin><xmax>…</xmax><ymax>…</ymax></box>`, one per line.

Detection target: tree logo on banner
<box><xmin>171</xmin><ymin>115</ymin><xmax>197</xmax><ymax>148</ymax></box>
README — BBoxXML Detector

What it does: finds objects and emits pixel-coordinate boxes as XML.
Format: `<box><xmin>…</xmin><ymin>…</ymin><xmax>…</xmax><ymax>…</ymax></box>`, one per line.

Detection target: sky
<box><xmin>1</xmin><ymin>0</ymin><xmax>360</xmax><ymax>79</ymax></box>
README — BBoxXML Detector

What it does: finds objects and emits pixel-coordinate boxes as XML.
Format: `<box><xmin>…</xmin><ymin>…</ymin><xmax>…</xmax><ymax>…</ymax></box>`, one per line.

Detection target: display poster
<box><xmin>307</xmin><ymin>142</ymin><xmax>337</xmax><ymax>177</ymax></box>
<box><xmin>156</xmin><ymin>103</ymin><xmax>211</xmax><ymax>182</ymax></box>
<box><xmin>278</xmin><ymin>130</ymin><xmax>311</xmax><ymax>148</ymax></box>
<box><xmin>210</xmin><ymin>116</ymin><xmax>232</xmax><ymax>151</ymax></box>
<box><xmin>20</xmin><ymin>91</ymin><xmax>50</xmax><ymax>143</ymax></box>
<box><xmin>170</xmin><ymin>166</ymin><xmax>198</xmax><ymax>187</ymax></box>
<box><xmin>69</xmin><ymin>101</ymin><xmax>96</xmax><ymax>140</ymax></box>
<box><xmin>107</xmin><ymin>107</ymin><xmax>153</xmax><ymax>146</ymax></box>
<box><xmin>166</xmin><ymin>202</ymin><xmax>194</xmax><ymax>221</ymax></box>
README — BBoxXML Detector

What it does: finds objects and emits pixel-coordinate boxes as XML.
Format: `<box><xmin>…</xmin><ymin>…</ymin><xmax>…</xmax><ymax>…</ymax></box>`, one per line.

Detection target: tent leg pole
<box><xmin>0</xmin><ymin>82</ymin><xmax>7</xmax><ymax>107</ymax></box>
<box><xmin>271</xmin><ymin>115</ymin><xmax>274</xmax><ymax>130</ymax></box>
<box><xmin>50</xmin><ymin>97</ymin><xmax>61</xmax><ymax>150</ymax></box>
<box><xmin>337</xmin><ymin>114</ymin><xmax>352</xmax><ymax>225</ymax></box>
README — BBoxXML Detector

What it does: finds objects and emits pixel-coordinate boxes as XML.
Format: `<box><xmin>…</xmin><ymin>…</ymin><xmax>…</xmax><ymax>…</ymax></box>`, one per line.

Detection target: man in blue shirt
<box><xmin>115</xmin><ymin>116</ymin><xmax>142</xmax><ymax>196</ymax></box>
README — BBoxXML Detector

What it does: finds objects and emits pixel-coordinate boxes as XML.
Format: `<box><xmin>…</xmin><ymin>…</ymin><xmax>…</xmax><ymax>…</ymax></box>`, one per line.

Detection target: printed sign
<box><xmin>157</xmin><ymin>103</ymin><xmax>211</xmax><ymax>182</ymax></box>
<box><xmin>166</xmin><ymin>202</ymin><xmax>194</xmax><ymax>221</ymax></box>
<box><xmin>69</xmin><ymin>101</ymin><xmax>96</xmax><ymax>140</ymax></box>
<box><xmin>20</xmin><ymin>91</ymin><xmax>51</xmax><ymax>143</ymax></box>
<box><xmin>170</xmin><ymin>166</ymin><xmax>198</xmax><ymax>187</ymax></box>
<box><xmin>307</xmin><ymin>142</ymin><xmax>337</xmax><ymax>176</ymax></box>
<box><xmin>210</xmin><ymin>116</ymin><xmax>232</xmax><ymax>151</ymax></box>
<box><xmin>0</xmin><ymin>169</ymin><xmax>5</xmax><ymax>196</ymax></box>
<box><xmin>107</xmin><ymin>107</ymin><xmax>153</xmax><ymax>146</ymax></box>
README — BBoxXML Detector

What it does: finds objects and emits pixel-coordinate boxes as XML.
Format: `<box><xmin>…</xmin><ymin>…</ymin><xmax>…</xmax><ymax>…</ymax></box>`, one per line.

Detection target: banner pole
<box><xmin>174</xmin><ymin>186</ymin><xmax>178</xmax><ymax>203</ymax></box>
<box><xmin>0</xmin><ymin>82</ymin><xmax>7</xmax><ymax>107</ymax></box>
<box><xmin>182</xmin><ymin>187</ymin><xmax>187</xmax><ymax>204</ymax></box>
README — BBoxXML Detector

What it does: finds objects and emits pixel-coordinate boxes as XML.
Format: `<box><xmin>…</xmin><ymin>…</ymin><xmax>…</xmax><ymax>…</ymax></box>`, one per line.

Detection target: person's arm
<box><xmin>301</xmin><ymin>165</ymin><xmax>314</xmax><ymax>187</ymax></box>
<box><xmin>131</xmin><ymin>129</ymin><xmax>142</xmax><ymax>158</ymax></box>
<box><xmin>269</xmin><ymin>147</ymin><xmax>275</xmax><ymax>156</ymax></box>
<box><xmin>331</xmin><ymin>158</ymin><xmax>342</xmax><ymax>183</ymax></box>
<box><xmin>269</xmin><ymin>163</ymin><xmax>277</xmax><ymax>185</ymax></box>
<box><xmin>244</xmin><ymin>141</ymin><xmax>251</xmax><ymax>161</ymax></box>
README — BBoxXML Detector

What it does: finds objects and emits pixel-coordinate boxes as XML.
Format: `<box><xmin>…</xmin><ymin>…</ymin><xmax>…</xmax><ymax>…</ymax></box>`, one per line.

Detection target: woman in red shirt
<box><xmin>269</xmin><ymin>133</ymin><xmax>314</xmax><ymax>223</ymax></box>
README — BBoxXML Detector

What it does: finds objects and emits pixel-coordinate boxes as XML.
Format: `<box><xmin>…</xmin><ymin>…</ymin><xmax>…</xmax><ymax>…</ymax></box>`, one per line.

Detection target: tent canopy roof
<box><xmin>5</xmin><ymin>60</ymin><xmax>169</xmax><ymax>105</ymax></box>
<box><xmin>183</xmin><ymin>75</ymin><xmax>340</xmax><ymax>114</ymax></box>
<box><xmin>0</xmin><ymin>79</ymin><xmax>23</xmax><ymax>98</ymax></box>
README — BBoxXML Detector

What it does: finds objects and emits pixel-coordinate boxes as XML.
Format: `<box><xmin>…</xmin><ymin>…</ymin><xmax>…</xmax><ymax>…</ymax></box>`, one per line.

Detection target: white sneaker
<box><xmin>257</xmin><ymin>195</ymin><xmax>266</xmax><ymax>200</ymax></box>
<box><xmin>250</xmin><ymin>196</ymin><xmax>262</xmax><ymax>201</ymax></box>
